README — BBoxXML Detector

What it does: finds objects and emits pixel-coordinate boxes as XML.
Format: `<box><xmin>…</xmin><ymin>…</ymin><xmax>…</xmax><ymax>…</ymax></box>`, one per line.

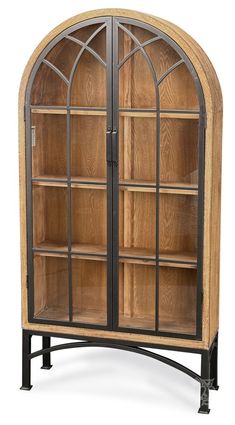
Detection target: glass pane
<box><xmin>32</xmin><ymin>186</ymin><xmax>67</xmax><ymax>251</ymax></box>
<box><xmin>119</xmin><ymin>263</ymin><xmax>155</xmax><ymax>330</ymax></box>
<box><xmin>160</xmin><ymin>118</ymin><xmax>199</xmax><ymax>186</ymax></box>
<box><xmin>45</xmin><ymin>37</ymin><xmax>82</xmax><ymax>80</ymax></box>
<box><xmin>145</xmin><ymin>39</ymin><xmax>181</xmax><ymax>80</ymax></box>
<box><xmin>119</xmin><ymin>50</ymin><xmax>157</xmax><ymax>108</ymax></box>
<box><xmin>72</xmin><ymin>188</ymin><xmax>107</xmax><ymax>249</ymax></box>
<box><xmin>31</xmin><ymin>63</ymin><xmax>67</xmax><ymax>106</ymax></box>
<box><xmin>159</xmin><ymin>266</ymin><xmax>197</xmax><ymax>335</ymax></box>
<box><xmin>34</xmin><ymin>254</ymin><xmax>69</xmax><ymax>321</ymax></box>
<box><xmin>70</xmin><ymin>24</ymin><xmax>103</xmax><ymax>43</ymax></box>
<box><xmin>31</xmin><ymin>113</ymin><xmax>67</xmax><ymax>179</ymax></box>
<box><xmin>70</xmin><ymin>50</ymin><xmax>106</xmax><ymax>107</ymax></box>
<box><xmin>119</xmin><ymin>116</ymin><xmax>156</xmax><ymax>183</ymax></box>
<box><xmin>159</xmin><ymin>194</ymin><xmax>198</xmax><ymax>262</ymax></box>
<box><xmin>71</xmin><ymin>115</ymin><xmax>107</xmax><ymax>180</ymax></box>
<box><xmin>118</xmin><ymin>189</ymin><xmax>156</xmax><ymax>331</ymax></box>
<box><xmin>159</xmin><ymin>64</ymin><xmax>199</xmax><ymax>110</ymax></box>
<box><xmin>72</xmin><ymin>257</ymin><xmax>107</xmax><ymax>325</ymax></box>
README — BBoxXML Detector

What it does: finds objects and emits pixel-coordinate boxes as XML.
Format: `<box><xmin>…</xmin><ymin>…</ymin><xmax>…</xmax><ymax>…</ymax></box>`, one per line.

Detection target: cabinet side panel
<box><xmin>209</xmin><ymin>111</ymin><xmax>223</xmax><ymax>344</ymax></box>
<box><xmin>19</xmin><ymin>98</ymin><xmax>28</xmax><ymax>325</ymax></box>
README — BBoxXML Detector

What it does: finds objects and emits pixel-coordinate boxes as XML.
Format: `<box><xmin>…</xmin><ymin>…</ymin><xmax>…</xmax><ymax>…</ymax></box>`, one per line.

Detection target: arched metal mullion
<box><xmin>118</xmin><ymin>23</ymin><xmax>158</xmax><ymax>86</ymax></box>
<box><xmin>65</xmin><ymin>35</ymin><xmax>106</xmax><ymax>67</ymax></box>
<box><xmin>42</xmin><ymin>59</ymin><xmax>69</xmax><ymax>85</ymax></box>
<box><xmin>118</xmin><ymin>36</ymin><xmax>161</xmax><ymax>69</ymax></box>
<box><xmin>67</xmin><ymin>22</ymin><xmax>107</xmax><ymax>105</ymax></box>
<box><xmin>158</xmin><ymin>59</ymin><xmax>184</xmax><ymax>85</ymax></box>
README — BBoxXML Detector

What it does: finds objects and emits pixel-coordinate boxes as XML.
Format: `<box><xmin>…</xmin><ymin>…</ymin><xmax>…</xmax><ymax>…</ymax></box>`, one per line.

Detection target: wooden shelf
<box><xmin>35</xmin><ymin>307</ymin><xmax>106</xmax><ymax>325</ymax></box>
<box><xmin>31</xmin><ymin>107</ymin><xmax>199</xmax><ymax>119</ymax></box>
<box><xmin>34</xmin><ymin>242</ymin><xmax>197</xmax><ymax>268</ymax></box>
<box><xmin>31</xmin><ymin>108</ymin><xmax>107</xmax><ymax>116</ymax></box>
<box><xmin>32</xmin><ymin>176</ymin><xmax>198</xmax><ymax>195</ymax></box>
<box><xmin>119</xmin><ymin>315</ymin><xmax>195</xmax><ymax>334</ymax></box>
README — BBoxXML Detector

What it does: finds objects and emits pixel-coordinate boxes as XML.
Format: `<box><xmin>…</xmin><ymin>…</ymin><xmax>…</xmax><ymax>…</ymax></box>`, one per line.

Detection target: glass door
<box><xmin>27</xmin><ymin>17</ymin><xmax>113</xmax><ymax>328</ymax></box>
<box><xmin>113</xmin><ymin>18</ymin><xmax>204</xmax><ymax>337</ymax></box>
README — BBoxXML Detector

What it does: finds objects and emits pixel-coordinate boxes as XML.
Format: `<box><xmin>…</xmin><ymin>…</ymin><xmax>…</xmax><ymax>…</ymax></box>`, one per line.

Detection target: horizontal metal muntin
<box><xmin>119</xmin><ymin>107</ymin><xmax>200</xmax><ymax>114</ymax></box>
<box><xmin>119</xmin><ymin>182</ymin><xmax>198</xmax><ymax>191</ymax></box>
<box><xmin>30</xmin><ymin>105</ymin><xmax>107</xmax><ymax>111</ymax></box>
<box><xmin>32</xmin><ymin>178</ymin><xmax>107</xmax><ymax>185</ymax></box>
<box><xmin>118</xmin><ymin>255</ymin><xmax>197</xmax><ymax>265</ymax></box>
<box><xmin>33</xmin><ymin>248</ymin><xmax>107</xmax><ymax>258</ymax></box>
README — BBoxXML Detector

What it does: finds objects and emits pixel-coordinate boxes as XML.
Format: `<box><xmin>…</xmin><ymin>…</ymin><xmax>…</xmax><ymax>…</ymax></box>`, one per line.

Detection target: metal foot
<box><xmin>20</xmin><ymin>330</ymin><xmax>33</xmax><ymax>390</ymax></box>
<box><xmin>41</xmin><ymin>336</ymin><xmax>53</xmax><ymax>369</ymax></box>
<box><xmin>199</xmin><ymin>350</ymin><xmax>210</xmax><ymax>413</ymax></box>
<box><xmin>210</xmin><ymin>333</ymin><xmax>219</xmax><ymax>390</ymax></box>
<box><xmin>198</xmin><ymin>407</ymin><xmax>210</xmax><ymax>414</ymax></box>
<box><xmin>20</xmin><ymin>385</ymin><xmax>33</xmax><ymax>391</ymax></box>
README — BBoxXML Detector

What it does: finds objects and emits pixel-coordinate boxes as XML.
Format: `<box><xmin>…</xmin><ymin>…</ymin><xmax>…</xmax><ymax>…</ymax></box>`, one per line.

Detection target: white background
<box><xmin>0</xmin><ymin>0</ymin><xmax>234</xmax><ymax>423</ymax></box>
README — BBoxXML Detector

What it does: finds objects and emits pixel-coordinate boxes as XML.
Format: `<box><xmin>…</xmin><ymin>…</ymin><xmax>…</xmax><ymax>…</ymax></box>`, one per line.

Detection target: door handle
<box><xmin>112</xmin><ymin>129</ymin><xmax>118</xmax><ymax>165</ymax></box>
<box><xmin>106</xmin><ymin>128</ymin><xmax>112</xmax><ymax>164</ymax></box>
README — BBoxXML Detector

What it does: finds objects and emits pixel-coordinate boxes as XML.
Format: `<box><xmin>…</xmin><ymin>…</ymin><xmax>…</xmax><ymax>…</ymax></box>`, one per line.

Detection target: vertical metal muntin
<box><xmin>25</xmin><ymin>104</ymin><xmax>34</xmax><ymax>320</ymax></box>
<box><xmin>66</xmin><ymin>109</ymin><xmax>72</xmax><ymax>322</ymax></box>
<box><xmin>106</xmin><ymin>17</ymin><xmax>113</xmax><ymax>330</ymax></box>
<box><xmin>111</xmin><ymin>17</ymin><xmax>119</xmax><ymax>330</ymax></box>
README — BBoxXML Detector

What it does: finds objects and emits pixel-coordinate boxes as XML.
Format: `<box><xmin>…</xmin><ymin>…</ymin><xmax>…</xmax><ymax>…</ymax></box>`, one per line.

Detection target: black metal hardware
<box><xmin>20</xmin><ymin>329</ymin><xmax>219</xmax><ymax>413</ymax></box>
<box><xmin>41</xmin><ymin>336</ymin><xmax>53</xmax><ymax>369</ymax></box>
<box><xmin>111</xmin><ymin>129</ymin><xmax>118</xmax><ymax>165</ymax></box>
<box><xmin>106</xmin><ymin>128</ymin><xmax>112</xmax><ymax>163</ymax></box>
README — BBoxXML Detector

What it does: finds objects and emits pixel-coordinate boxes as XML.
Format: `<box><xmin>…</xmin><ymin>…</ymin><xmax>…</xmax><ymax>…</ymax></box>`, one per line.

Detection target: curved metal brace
<box><xmin>67</xmin><ymin>23</ymin><xmax>106</xmax><ymax>104</ymax></box>
<box><xmin>157</xmin><ymin>59</ymin><xmax>184</xmax><ymax>86</ymax></box>
<box><xmin>118</xmin><ymin>23</ymin><xmax>158</xmax><ymax>87</ymax></box>
<box><xmin>65</xmin><ymin>35</ymin><xmax>106</xmax><ymax>67</ymax></box>
<box><xmin>118</xmin><ymin>36</ymin><xmax>161</xmax><ymax>69</ymax></box>
<box><xmin>42</xmin><ymin>59</ymin><xmax>69</xmax><ymax>85</ymax></box>
<box><xmin>29</xmin><ymin>340</ymin><xmax>202</xmax><ymax>384</ymax></box>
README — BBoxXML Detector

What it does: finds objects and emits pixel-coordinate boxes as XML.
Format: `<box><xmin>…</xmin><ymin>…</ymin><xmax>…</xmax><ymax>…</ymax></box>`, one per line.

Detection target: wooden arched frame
<box><xmin>19</xmin><ymin>9</ymin><xmax>222</xmax><ymax>351</ymax></box>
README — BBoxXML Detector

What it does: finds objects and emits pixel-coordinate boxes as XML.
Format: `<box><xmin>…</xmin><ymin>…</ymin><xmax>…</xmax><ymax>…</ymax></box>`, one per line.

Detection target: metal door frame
<box><xmin>111</xmin><ymin>16</ymin><xmax>206</xmax><ymax>340</ymax></box>
<box><xmin>25</xmin><ymin>15</ymin><xmax>205</xmax><ymax>340</ymax></box>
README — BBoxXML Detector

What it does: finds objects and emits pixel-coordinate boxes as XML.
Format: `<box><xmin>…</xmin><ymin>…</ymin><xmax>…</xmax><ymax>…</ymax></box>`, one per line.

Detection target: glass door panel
<box><xmin>159</xmin><ymin>266</ymin><xmax>197</xmax><ymax>335</ymax></box>
<box><xmin>72</xmin><ymin>257</ymin><xmax>107</xmax><ymax>325</ymax></box>
<box><xmin>31</xmin><ymin>112</ymin><xmax>67</xmax><ymax>179</ymax></box>
<box><xmin>33</xmin><ymin>254</ymin><xmax>69</xmax><ymax>321</ymax></box>
<box><xmin>71</xmin><ymin>115</ymin><xmax>107</xmax><ymax>180</ymax></box>
<box><xmin>115</xmin><ymin>18</ymin><xmax>202</xmax><ymax>336</ymax></box>
<box><xmin>32</xmin><ymin>186</ymin><xmax>68</xmax><ymax>251</ymax></box>
<box><xmin>29</xmin><ymin>18</ymin><xmax>111</xmax><ymax>326</ymax></box>
<box><xmin>117</xmin><ymin>21</ymin><xmax>158</xmax><ymax>331</ymax></box>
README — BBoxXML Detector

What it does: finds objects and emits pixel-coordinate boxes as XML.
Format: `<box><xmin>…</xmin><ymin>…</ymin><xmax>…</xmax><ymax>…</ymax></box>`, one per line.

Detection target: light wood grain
<box><xmin>159</xmin><ymin>267</ymin><xmax>197</xmax><ymax>335</ymax></box>
<box><xmin>19</xmin><ymin>8</ymin><xmax>222</xmax><ymax>350</ymax></box>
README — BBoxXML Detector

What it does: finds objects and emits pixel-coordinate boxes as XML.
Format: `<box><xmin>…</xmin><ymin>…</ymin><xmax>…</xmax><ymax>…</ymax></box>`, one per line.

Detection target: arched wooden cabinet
<box><xmin>19</xmin><ymin>9</ymin><xmax>222</xmax><ymax>413</ymax></box>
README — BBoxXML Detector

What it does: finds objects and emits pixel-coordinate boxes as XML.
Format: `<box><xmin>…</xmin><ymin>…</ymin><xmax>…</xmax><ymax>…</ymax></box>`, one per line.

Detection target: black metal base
<box><xmin>20</xmin><ymin>385</ymin><xmax>33</xmax><ymax>391</ymax></box>
<box><xmin>20</xmin><ymin>329</ymin><xmax>219</xmax><ymax>413</ymax></box>
<box><xmin>198</xmin><ymin>407</ymin><xmax>210</xmax><ymax>414</ymax></box>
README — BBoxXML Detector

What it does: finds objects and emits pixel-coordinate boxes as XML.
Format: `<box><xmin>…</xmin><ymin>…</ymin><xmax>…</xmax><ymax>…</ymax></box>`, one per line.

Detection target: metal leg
<box><xmin>20</xmin><ymin>330</ymin><xmax>33</xmax><ymax>390</ymax></box>
<box><xmin>210</xmin><ymin>333</ymin><xmax>219</xmax><ymax>390</ymax></box>
<box><xmin>41</xmin><ymin>336</ymin><xmax>53</xmax><ymax>370</ymax></box>
<box><xmin>198</xmin><ymin>350</ymin><xmax>210</xmax><ymax>414</ymax></box>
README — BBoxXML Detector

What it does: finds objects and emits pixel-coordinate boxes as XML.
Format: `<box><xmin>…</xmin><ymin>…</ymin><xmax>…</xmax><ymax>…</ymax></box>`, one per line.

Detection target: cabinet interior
<box><xmin>30</xmin><ymin>19</ymin><xmax>201</xmax><ymax>336</ymax></box>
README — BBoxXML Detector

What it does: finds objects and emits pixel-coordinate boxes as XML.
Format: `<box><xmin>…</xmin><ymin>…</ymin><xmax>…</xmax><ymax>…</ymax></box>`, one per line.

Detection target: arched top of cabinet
<box><xmin>19</xmin><ymin>8</ymin><xmax>222</xmax><ymax>115</ymax></box>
